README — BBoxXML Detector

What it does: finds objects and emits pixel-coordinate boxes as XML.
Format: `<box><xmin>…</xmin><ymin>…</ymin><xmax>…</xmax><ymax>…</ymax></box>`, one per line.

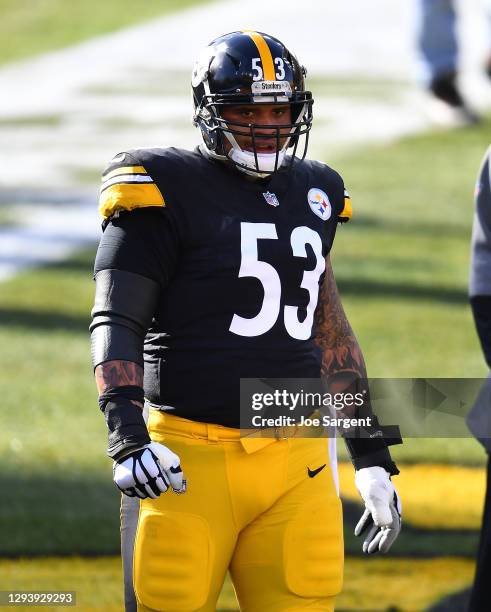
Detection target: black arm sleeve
<box><xmin>91</xmin><ymin>207</ymin><xmax>182</xmax><ymax>368</ymax></box>
<box><xmin>471</xmin><ymin>295</ymin><xmax>491</xmax><ymax>369</ymax></box>
<box><xmin>90</xmin><ymin>269</ymin><xmax>160</xmax><ymax>368</ymax></box>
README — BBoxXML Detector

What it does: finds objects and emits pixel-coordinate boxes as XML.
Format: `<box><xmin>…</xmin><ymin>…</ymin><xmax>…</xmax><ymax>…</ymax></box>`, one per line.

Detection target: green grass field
<box><xmin>330</xmin><ymin>117</ymin><xmax>491</xmax><ymax>470</ymax></box>
<box><xmin>0</xmin><ymin>556</ymin><xmax>476</xmax><ymax>611</ymax></box>
<box><xmin>2</xmin><ymin>2</ymin><xmax>490</xmax><ymax>609</ymax></box>
<box><xmin>2</xmin><ymin>119</ymin><xmax>490</xmax><ymax>560</ymax></box>
<box><xmin>2</xmin><ymin>95</ymin><xmax>491</xmax><ymax>611</ymax></box>
<box><xmin>332</xmin><ymin>121</ymin><xmax>489</xmax><ymax>379</ymax></box>
<box><xmin>0</xmin><ymin>208</ymin><xmax>17</xmax><ymax>226</ymax></box>
<box><xmin>0</xmin><ymin>0</ymin><xmax>212</xmax><ymax>64</ymax></box>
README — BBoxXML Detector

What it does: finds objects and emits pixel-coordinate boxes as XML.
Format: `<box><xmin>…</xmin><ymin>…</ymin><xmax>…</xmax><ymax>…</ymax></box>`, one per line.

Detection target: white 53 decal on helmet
<box><xmin>307</xmin><ymin>188</ymin><xmax>331</xmax><ymax>221</ymax></box>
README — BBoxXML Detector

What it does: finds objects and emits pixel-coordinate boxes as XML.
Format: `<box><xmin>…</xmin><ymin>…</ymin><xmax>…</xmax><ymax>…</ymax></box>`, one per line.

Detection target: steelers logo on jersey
<box><xmin>307</xmin><ymin>188</ymin><xmax>332</xmax><ymax>221</ymax></box>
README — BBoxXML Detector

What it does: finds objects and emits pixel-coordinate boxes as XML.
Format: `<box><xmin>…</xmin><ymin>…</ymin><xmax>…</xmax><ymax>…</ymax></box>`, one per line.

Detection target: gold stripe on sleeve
<box><xmin>99</xmin><ymin>182</ymin><xmax>165</xmax><ymax>218</ymax></box>
<box><xmin>102</xmin><ymin>165</ymin><xmax>147</xmax><ymax>181</ymax></box>
<box><xmin>339</xmin><ymin>196</ymin><xmax>352</xmax><ymax>221</ymax></box>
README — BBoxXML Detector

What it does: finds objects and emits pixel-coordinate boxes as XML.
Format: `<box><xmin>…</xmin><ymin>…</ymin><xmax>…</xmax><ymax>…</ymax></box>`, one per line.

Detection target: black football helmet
<box><xmin>192</xmin><ymin>30</ymin><xmax>313</xmax><ymax>177</ymax></box>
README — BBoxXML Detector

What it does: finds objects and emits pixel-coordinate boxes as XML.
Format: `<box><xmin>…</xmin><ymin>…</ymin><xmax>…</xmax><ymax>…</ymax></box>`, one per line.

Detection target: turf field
<box><xmin>0</xmin><ymin>0</ymin><xmax>212</xmax><ymax>64</ymax></box>
<box><xmin>2</xmin><ymin>28</ymin><xmax>491</xmax><ymax>605</ymax></box>
<box><xmin>2</xmin><ymin>119</ymin><xmax>491</xmax><ymax>610</ymax></box>
<box><xmin>332</xmin><ymin>122</ymin><xmax>489</xmax><ymax>380</ymax></box>
<box><xmin>0</xmin><ymin>556</ymin><xmax>476</xmax><ymax>612</ymax></box>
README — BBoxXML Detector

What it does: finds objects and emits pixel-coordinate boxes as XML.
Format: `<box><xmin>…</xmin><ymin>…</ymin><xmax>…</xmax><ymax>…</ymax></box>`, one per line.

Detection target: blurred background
<box><xmin>1</xmin><ymin>0</ymin><xmax>491</xmax><ymax>610</ymax></box>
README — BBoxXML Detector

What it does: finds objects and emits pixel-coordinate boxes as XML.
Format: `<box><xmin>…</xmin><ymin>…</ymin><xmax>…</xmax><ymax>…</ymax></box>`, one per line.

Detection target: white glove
<box><xmin>113</xmin><ymin>441</ymin><xmax>187</xmax><ymax>499</ymax></box>
<box><xmin>354</xmin><ymin>466</ymin><xmax>401</xmax><ymax>554</ymax></box>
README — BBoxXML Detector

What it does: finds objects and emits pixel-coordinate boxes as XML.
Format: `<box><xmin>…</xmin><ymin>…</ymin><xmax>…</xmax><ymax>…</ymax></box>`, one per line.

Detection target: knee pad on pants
<box><xmin>134</xmin><ymin>508</ymin><xmax>211</xmax><ymax>611</ymax></box>
<box><xmin>284</xmin><ymin>497</ymin><xmax>344</xmax><ymax>598</ymax></box>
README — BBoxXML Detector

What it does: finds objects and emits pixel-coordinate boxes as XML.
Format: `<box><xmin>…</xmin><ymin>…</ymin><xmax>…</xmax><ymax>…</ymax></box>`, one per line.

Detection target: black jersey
<box><xmin>94</xmin><ymin>146</ymin><xmax>352</xmax><ymax>427</ymax></box>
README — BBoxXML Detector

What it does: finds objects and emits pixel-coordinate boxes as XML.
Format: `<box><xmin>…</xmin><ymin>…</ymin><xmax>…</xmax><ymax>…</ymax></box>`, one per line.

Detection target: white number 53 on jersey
<box><xmin>229</xmin><ymin>222</ymin><xmax>325</xmax><ymax>340</ymax></box>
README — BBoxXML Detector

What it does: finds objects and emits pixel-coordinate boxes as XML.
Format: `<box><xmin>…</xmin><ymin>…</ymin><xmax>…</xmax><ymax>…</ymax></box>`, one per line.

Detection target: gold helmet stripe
<box><xmin>243</xmin><ymin>30</ymin><xmax>276</xmax><ymax>81</ymax></box>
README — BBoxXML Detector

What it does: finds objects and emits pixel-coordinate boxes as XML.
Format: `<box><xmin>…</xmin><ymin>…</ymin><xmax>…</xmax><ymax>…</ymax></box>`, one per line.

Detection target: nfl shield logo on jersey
<box><xmin>307</xmin><ymin>188</ymin><xmax>332</xmax><ymax>221</ymax></box>
<box><xmin>263</xmin><ymin>191</ymin><xmax>280</xmax><ymax>207</ymax></box>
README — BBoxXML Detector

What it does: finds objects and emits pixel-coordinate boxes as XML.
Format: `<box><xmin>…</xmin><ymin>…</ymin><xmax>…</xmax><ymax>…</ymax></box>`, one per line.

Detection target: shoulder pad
<box><xmin>98</xmin><ymin>151</ymin><xmax>165</xmax><ymax>219</ymax></box>
<box><xmin>338</xmin><ymin>188</ymin><xmax>352</xmax><ymax>223</ymax></box>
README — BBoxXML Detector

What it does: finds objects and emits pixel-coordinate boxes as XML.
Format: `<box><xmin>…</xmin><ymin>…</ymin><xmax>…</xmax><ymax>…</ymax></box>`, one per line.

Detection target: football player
<box><xmin>90</xmin><ymin>31</ymin><xmax>402</xmax><ymax>612</ymax></box>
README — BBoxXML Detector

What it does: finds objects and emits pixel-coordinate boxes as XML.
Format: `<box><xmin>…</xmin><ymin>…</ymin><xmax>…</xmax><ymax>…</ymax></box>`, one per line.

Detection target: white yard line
<box><xmin>1</xmin><ymin>0</ymin><xmax>490</xmax><ymax>281</ymax></box>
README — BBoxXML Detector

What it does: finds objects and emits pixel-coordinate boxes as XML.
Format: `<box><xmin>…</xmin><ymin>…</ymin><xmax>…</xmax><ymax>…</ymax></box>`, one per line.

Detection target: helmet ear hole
<box><xmin>197</xmin><ymin>117</ymin><xmax>219</xmax><ymax>151</ymax></box>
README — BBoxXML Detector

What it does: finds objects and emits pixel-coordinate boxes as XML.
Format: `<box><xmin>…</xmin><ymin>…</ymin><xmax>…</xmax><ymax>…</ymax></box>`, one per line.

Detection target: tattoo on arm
<box><xmin>314</xmin><ymin>257</ymin><xmax>367</xmax><ymax>413</ymax></box>
<box><xmin>95</xmin><ymin>360</ymin><xmax>144</xmax><ymax>408</ymax></box>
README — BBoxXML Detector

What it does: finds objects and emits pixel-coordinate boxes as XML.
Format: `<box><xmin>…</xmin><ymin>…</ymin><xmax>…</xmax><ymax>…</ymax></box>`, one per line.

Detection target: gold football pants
<box><xmin>133</xmin><ymin>411</ymin><xmax>343</xmax><ymax>611</ymax></box>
